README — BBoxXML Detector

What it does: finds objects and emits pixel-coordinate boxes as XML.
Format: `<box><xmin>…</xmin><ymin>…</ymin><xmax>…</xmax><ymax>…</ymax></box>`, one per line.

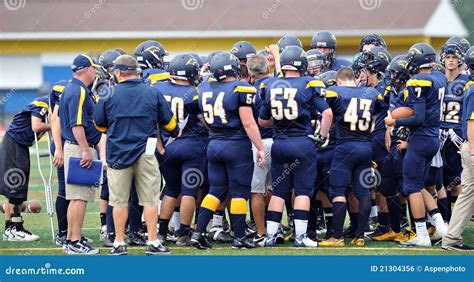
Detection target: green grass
<box><xmin>1</xmin><ymin>140</ymin><xmax>473</xmax><ymax>256</ymax></box>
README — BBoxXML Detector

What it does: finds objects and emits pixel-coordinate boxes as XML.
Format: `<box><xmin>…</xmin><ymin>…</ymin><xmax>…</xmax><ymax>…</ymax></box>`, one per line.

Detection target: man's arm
<box><xmin>31</xmin><ymin>116</ymin><xmax>50</xmax><ymax>133</ymax></box>
<box><xmin>51</xmin><ymin>106</ymin><xmax>63</xmax><ymax>167</ymax></box>
<box><xmin>72</xmin><ymin>126</ymin><xmax>92</xmax><ymax>168</ymax></box>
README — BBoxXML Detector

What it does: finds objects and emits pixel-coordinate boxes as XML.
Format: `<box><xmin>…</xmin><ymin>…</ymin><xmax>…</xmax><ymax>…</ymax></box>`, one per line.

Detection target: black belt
<box><xmin>65</xmin><ymin>140</ymin><xmax>97</xmax><ymax>149</ymax></box>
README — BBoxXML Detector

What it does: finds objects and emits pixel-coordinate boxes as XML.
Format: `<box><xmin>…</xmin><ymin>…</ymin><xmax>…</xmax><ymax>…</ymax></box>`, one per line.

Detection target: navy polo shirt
<box><xmin>93</xmin><ymin>79</ymin><xmax>176</xmax><ymax>169</ymax></box>
<box><xmin>59</xmin><ymin>78</ymin><xmax>101</xmax><ymax>145</ymax></box>
<box><xmin>6</xmin><ymin>95</ymin><xmax>50</xmax><ymax>147</ymax></box>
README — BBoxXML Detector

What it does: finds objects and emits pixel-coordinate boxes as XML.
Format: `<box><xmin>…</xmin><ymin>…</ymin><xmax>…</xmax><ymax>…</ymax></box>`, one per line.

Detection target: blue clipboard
<box><xmin>67</xmin><ymin>157</ymin><xmax>103</xmax><ymax>187</ymax></box>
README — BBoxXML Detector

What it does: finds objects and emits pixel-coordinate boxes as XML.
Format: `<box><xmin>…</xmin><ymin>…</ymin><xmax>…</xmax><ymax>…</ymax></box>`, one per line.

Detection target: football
<box><xmin>27</xmin><ymin>200</ymin><xmax>42</xmax><ymax>213</ymax></box>
<box><xmin>391</xmin><ymin>107</ymin><xmax>414</xmax><ymax>119</ymax></box>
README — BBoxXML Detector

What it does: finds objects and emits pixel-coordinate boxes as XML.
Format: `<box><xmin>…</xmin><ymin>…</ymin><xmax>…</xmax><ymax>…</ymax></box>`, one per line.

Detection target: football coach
<box><xmin>93</xmin><ymin>55</ymin><xmax>179</xmax><ymax>256</ymax></box>
<box><xmin>59</xmin><ymin>54</ymin><xmax>103</xmax><ymax>255</ymax></box>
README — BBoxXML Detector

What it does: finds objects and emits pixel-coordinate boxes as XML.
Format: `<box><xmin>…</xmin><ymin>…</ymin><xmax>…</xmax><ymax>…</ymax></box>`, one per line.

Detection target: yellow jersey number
<box><xmin>343</xmin><ymin>97</ymin><xmax>373</xmax><ymax>131</ymax></box>
<box><xmin>270</xmin><ymin>88</ymin><xmax>298</xmax><ymax>120</ymax></box>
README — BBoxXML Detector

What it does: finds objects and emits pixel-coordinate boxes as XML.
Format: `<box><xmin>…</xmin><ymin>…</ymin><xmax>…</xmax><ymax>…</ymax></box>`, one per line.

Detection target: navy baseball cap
<box><xmin>71</xmin><ymin>54</ymin><xmax>100</xmax><ymax>72</ymax></box>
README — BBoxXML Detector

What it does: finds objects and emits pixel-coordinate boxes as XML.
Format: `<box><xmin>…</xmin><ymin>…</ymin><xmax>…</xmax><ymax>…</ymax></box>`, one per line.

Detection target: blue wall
<box><xmin>43</xmin><ymin>66</ymin><xmax>72</xmax><ymax>85</ymax></box>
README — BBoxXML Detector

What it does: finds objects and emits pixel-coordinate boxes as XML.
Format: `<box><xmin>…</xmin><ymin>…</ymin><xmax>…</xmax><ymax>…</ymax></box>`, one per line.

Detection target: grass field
<box><xmin>1</xmin><ymin>140</ymin><xmax>473</xmax><ymax>256</ymax></box>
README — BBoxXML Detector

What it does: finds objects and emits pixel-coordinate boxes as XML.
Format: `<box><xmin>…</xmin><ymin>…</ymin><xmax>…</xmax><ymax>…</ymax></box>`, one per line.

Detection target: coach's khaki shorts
<box><xmin>64</xmin><ymin>143</ymin><xmax>99</xmax><ymax>202</ymax></box>
<box><xmin>107</xmin><ymin>154</ymin><xmax>161</xmax><ymax>208</ymax></box>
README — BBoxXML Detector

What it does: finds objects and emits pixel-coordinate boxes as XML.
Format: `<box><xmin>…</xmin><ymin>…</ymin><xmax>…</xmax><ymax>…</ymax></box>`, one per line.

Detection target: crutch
<box><xmin>34</xmin><ymin>114</ymin><xmax>55</xmax><ymax>243</ymax></box>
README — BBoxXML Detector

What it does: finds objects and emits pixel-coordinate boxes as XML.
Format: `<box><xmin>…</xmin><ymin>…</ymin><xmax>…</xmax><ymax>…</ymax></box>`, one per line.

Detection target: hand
<box><xmin>396</xmin><ymin>140</ymin><xmax>408</xmax><ymax>152</ymax></box>
<box><xmin>267</xmin><ymin>44</ymin><xmax>279</xmax><ymax>57</ymax></box>
<box><xmin>308</xmin><ymin>134</ymin><xmax>327</xmax><ymax>148</ymax></box>
<box><xmin>53</xmin><ymin>149</ymin><xmax>64</xmax><ymax>168</ymax></box>
<box><xmin>384</xmin><ymin>111</ymin><xmax>395</xmax><ymax>127</ymax></box>
<box><xmin>257</xmin><ymin>149</ymin><xmax>266</xmax><ymax>167</ymax></box>
<box><xmin>80</xmin><ymin>148</ymin><xmax>93</xmax><ymax>169</ymax></box>
<box><xmin>158</xmin><ymin>148</ymin><xmax>165</xmax><ymax>156</ymax></box>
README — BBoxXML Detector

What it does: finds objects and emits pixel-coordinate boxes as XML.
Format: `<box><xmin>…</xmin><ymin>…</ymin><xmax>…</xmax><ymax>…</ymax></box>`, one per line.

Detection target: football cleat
<box><xmin>294</xmin><ymin>234</ymin><xmax>319</xmax><ymax>247</ymax></box>
<box><xmin>109</xmin><ymin>244</ymin><xmax>128</xmax><ymax>256</ymax></box>
<box><xmin>252</xmin><ymin>234</ymin><xmax>265</xmax><ymax>247</ymax></box>
<box><xmin>128</xmin><ymin>232</ymin><xmax>146</xmax><ymax>246</ymax></box>
<box><xmin>55</xmin><ymin>234</ymin><xmax>66</xmax><ymax>246</ymax></box>
<box><xmin>372</xmin><ymin>230</ymin><xmax>401</xmax><ymax>241</ymax></box>
<box><xmin>427</xmin><ymin>226</ymin><xmax>436</xmax><ymax>237</ymax></box>
<box><xmin>315</xmin><ymin>217</ymin><xmax>327</xmax><ymax>236</ymax></box>
<box><xmin>166</xmin><ymin>230</ymin><xmax>178</xmax><ymax>242</ymax></box>
<box><xmin>3</xmin><ymin>223</ymin><xmax>39</xmax><ymax>242</ymax></box>
<box><xmin>399</xmin><ymin>235</ymin><xmax>431</xmax><ymax>247</ymax></box>
<box><xmin>232</xmin><ymin>237</ymin><xmax>257</xmax><ymax>249</ymax></box>
<box><xmin>319</xmin><ymin>237</ymin><xmax>345</xmax><ymax>247</ymax></box>
<box><xmin>81</xmin><ymin>236</ymin><xmax>93</xmax><ymax>244</ymax></box>
<box><xmin>351</xmin><ymin>237</ymin><xmax>365</xmax><ymax>247</ymax></box>
<box><xmin>191</xmin><ymin>232</ymin><xmax>212</xmax><ymax>250</ymax></box>
<box><xmin>442</xmin><ymin>243</ymin><xmax>474</xmax><ymax>252</ymax></box>
<box><xmin>208</xmin><ymin>226</ymin><xmax>233</xmax><ymax>243</ymax></box>
<box><xmin>145</xmin><ymin>242</ymin><xmax>170</xmax><ymax>255</ymax></box>
<box><xmin>176</xmin><ymin>235</ymin><xmax>192</xmax><ymax>247</ymax></box>
<box><xmin>430</xmin><ymin>224</ymin><xmax>448</xmax><ymax>241</ymax></box>
<box><xmin>67</xmin><ymin>241</ymin><xmax>100</xmax><ymax>255</ymax></box>
<box><xmin>276</xmin><ymin>228</ymin><xmax>286</xmax><ymax>244</ymax></box>
<box><xmin>394</xmin><ymin>229</ymin><xmax>416</xmax><ymax>243</ymax></box>
<box><xmin>264</xmin><ymin>235</ymin><xmax>277</xmax><ymax>247</ymax></box>
<box><xmin>343</xmin><ymin>226</ymin><xmax>356</xmax><ymax>239</ymax></box>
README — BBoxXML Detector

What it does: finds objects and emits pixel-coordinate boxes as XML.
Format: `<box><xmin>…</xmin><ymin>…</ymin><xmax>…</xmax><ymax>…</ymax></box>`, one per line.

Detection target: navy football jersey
<box><xmin>143</xmin><ymin>68</ymin><xmax>170</xmax><ymax>86</ymax></box>
<box><xmin>440</xmin><ymin>73</ymin><xmax>469</xmax><ymax>131</ymax></box>
<box><xmin>326</xmin><ymin>86</ymin><xmax>384</xmax><ymax>142</ymax></box>
<box><xmin>328</xmin><ymin>58</ymin><xmax>352</xmax><ymax>71</ymax></box>
<box><xmin>389</xmin><ymin>87</ymin><xmax>408</xmax><ymax>146</ymax></box>
<box><xmin>405</xmin><ymin>73</ymin><xmax>446</xmax><ymax>137</ymax></box>
<box><xmin>198</xmin><ymin>80</ymin><xmax>256</xmax><ymax>140</ymax></box>
<box><xmin>7</xmin><ymin>95</ymin><xmax>50</xmax><ymax>147</ymax></box>
<box><xmin>259</xmin><ymin>76</ymin><xmax>328</xmax><ymax>138</ymax></box>
<box><xmin>153</xmin><ymin>81</ymin><xmax>207</xmax><ymax>139</ymax></box>
<box><xmin>253</xmin><ymin>76</ymin><xmax>273</xmax><ymax>139</ymax></box>
<box><xmin>373</xmin><ymin>81</ymin><xmax>390</xmax><ymax>134</ymax></box>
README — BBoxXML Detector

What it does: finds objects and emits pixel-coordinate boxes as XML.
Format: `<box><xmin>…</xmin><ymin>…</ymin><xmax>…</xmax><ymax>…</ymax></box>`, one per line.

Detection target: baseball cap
<box><xmin>71</xmin><ymin>54</ymin><xmax>100</xmax><ymax>72</ymax></box>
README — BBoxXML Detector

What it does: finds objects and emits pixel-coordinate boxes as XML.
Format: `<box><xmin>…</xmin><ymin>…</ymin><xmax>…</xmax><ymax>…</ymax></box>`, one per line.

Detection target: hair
<box><xmin>247</xmin><ymin>55</ymin><xmax>268</xmax><ymax>77</ymax></box>
<box><xmin>336</xmin><ymin>67</ymin><xmax>355</xmax><ymax>81</ymax></box>
<box><xmin>114</xmin><ymin>48</ymin><xmax>127</xmax><ymax>55</ymax></box>
<box><xmin>114</xmin><ymin>55</ymin><xmax>139</xmax><ymax>76</ymax></box>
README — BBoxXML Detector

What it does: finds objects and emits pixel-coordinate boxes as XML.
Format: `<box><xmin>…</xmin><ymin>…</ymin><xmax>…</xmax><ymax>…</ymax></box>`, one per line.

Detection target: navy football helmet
<box><xmin>358</xmin><ymin>34</ymin><xmax>387</xmax><ymax>52</ymax></box>
<box><xmin>280</xmin><ymin>45</ymin><xmax>307</xmax><ymax>74</ymax></box>
<box><xmin>98</xmin><ymin>49</ymin><xmax>121</xmax><ymax>70</ymax></box>
<box><xmin>277</xmin><ymin>35</ymin><xmax>302</xmax><ymax>53</ymax></box>
<box><xmin>446</xmin><ymin>36</ymin><xmax>471</xmax><ymax>54</ymax></box>
<box><xmin>210</xmin><ymin>52</ymin><xmax>240</xmax><ymax>81</ymax></box>
<box><xmin>230</xmin><ymin>41</ymin><xmax>257</xmax><ymax>61</ymax></box>
<box><xmin>359</xmin><ymin>47</ymin><xmax>392</xmax><ymax>74</ymax></box>
<box><xmin>387</xmin><ymin>54</ymin><xmax>410</xmax><ymax>87</ymax></box>
<box><xmin>134</xmin><ymin>40</ymin><xmax>168</xmax><ymax>70</ymax></box>
<box><xmin>306</xmin><ymin>49</ymin><xmax>327</xmax><ymax>76</ymax></box>
<box><xmin>318</xmin><ymin>70</ymin><xmax>337</xmax><ymax>87</ymax></box>
<box><xmin>464</xmin><ymin>46</ymin><xmax>474</xmax><ymax>71</ymax></box>
<box><xmin>406</xmin><ymin>43</ymin><xmax>436</xmax><ymax>75</ymax></box>
<box><xmin>169</xmin><ymin>53</ymin><xmax>200</xmax><ymax>86</ymax></box>
<box><xmin>440</xmin><ymin>43</ymin><xmax>464</xmax><ymax>67</ymax></box>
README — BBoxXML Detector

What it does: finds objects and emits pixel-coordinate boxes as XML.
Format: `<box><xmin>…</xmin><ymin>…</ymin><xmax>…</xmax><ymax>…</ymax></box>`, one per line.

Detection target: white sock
<box><xmin>113</xmin><ymin>240</ymin><xmax>126</xmax><ymax>247</ymax></box>
<box><xmin>370</xmin><ymin>206</ymin><xmax>378</xmax><ymax>217</ymax></box>
<box><xmin>427</xmin><ymin>213</ymin><xmax>435</xmax><ymax>226</ymax></box>
<box><xmin>432</xmin><ymin>213</ymin><xmax>446</xmax><ymax>231</ymax></box>
<box><xmin>172</xmin><ymin>211</ymin><xmax>181</xmax><ymax>232</ymax></box>
<box><xmin>294</xmin><ymin>219</ymin><xmax>308</xmax><ymax>237</ymax></box>
<box><xmin>415</xmin><ymin>221</ymin><xmax>429</xmax><ymax>237</ymax></box>
<box><xmin>147</xmin><ymin>240</ymin><xmax>159</xmax><ymax>246</ymax></box>
<box><xmin>212</xmin><ymin>214</ymin><xmax>223</xmax><ymax>227</ymax></box>
<box><xmin>266</xmin><ymin>221</ymin><xmax>280</xmax><ymax>237</ymax></box>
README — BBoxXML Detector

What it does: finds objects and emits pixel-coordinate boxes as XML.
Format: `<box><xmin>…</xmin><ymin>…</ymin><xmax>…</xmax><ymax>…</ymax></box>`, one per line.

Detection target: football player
<box><xmin>439</xmin><ymin>42</ymin><xmax>470</xmax><ymax>220</ymax></box>
<box><xmin>260</xmin><ymin>46</ymin><xmax>333</xmax><ymax>247</ymax></box>
<box><xmin>358</xmin><ymin>34</ymin><xmax>387</xmax><ymax>53</ymax></box>
<box><xmin>1</xmin><ymin>96</ymin><xmax>51</xmax><ymax>242</ymax></box>
<box><xmin>230</xmin><ymin>41</ymin><xmax>257</xmax><ymax>82</ymax></box>
<box><xmin>372</xmin><ymin>55</ymin><xmax>411</xmax><ymax>242</ymax></box>
<box><xmin>319</xmin><ymin>67</ymin><xmax>385</xmax><ymax>247</ymax></box>
<box><xmin>446</xmin><ymin>36</ymin><xmax>471</xmax><ymax>74</ymax></box>
<box><xmin>306</xmin><ymin>49</ymin><xmax>327</xmax><ymax>77</ymax></box>
<box><xmin>310</xmin><ymin>31</ymin><xmax>351</xmax><ymax>71</ymax></box>
<box><xmin>358</xmin><ymin>47</ymin><xmax>392</xmax><ymax>235</ymax></box>
<box><xmin>385</xmin><ymin>43</ymin><xmax>448</xmax><ymax>246</ymax></box>
<box><xmin>134</xmin><ymin>40</ymin><xmax>170</xmax><ymax>85</ymax></box>
<box><xmin>191</xmin><ymin>52</ymin><xmax>265</xmax><ymax>249</ymax></box>
<box><xmin>155</xmin><ymin>54</ymin><xmax>207</xmax><ymax>246</ymax></box>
